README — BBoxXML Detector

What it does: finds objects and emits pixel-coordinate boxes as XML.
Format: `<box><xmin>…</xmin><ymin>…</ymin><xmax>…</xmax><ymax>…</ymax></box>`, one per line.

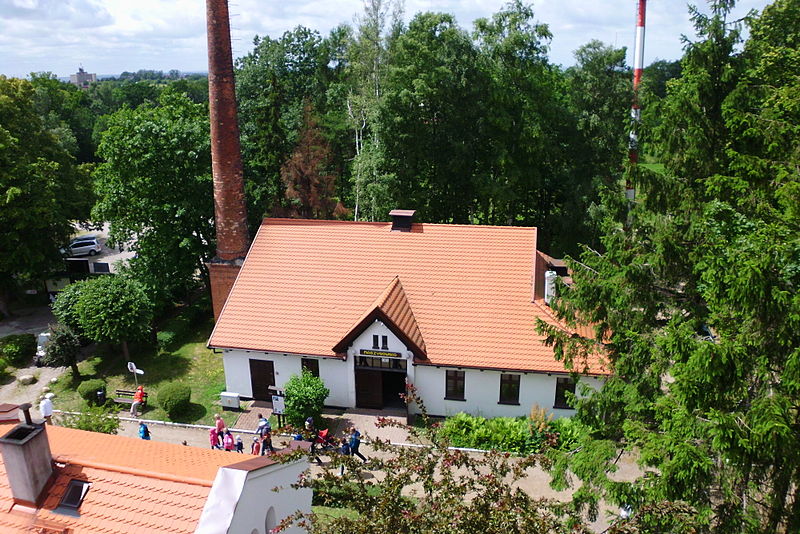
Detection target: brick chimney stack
<box><xmin>206</xmin><ymin>0</ymin><xmax>250</xmax><ymax>320</ymax></box>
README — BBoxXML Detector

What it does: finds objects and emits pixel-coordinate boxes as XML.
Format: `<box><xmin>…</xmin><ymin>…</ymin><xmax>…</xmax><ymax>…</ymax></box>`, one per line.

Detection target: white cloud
<box><xmin>0</xmin><ymin>0</ymin><xmax>771</xmax><ymax>78</ymax></box>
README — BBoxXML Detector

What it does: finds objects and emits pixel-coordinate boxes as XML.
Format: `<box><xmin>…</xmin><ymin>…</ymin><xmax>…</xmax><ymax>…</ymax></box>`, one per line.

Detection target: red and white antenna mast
<box><xmin>627</xmin><ymin>0</ymin><xmax>646</xmax><ymax>201</ymax></box>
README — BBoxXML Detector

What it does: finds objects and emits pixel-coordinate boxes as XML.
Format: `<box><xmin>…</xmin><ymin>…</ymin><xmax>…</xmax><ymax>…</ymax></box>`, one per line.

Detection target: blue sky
<box><xmin>0</xmin><ymin>0</ymin><xmax>771</xmax><ymax>79</ymax></box>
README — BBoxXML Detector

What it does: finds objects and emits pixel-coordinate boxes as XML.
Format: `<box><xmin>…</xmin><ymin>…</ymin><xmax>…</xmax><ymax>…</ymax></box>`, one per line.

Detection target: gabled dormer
<box><xmin>332</xmin><ymin>276</ymin><xmax>427</xmax><ymax>361</ymax></box>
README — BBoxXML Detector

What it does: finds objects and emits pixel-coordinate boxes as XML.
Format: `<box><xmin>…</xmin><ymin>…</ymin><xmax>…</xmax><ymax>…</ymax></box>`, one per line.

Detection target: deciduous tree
<box><xmin>0</xmin><ymin>76</ymin><xmax>90</xmax><ymax>317</ymax></box>
<box><xmin>92</xmin><ymin>90</ymin><xmax>214</xmax><ymax>307</ymax></box>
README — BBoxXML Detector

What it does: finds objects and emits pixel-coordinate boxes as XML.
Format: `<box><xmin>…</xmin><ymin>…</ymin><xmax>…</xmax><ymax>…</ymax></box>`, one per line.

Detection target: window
<box><xmin>372</xmin><ymin>335</ymin><xmax>379</xmax><ymax>349</ymax></box>
<box><xmin>554</xmin><ymin>377</ymin><xmax>576</xmax><ymax>409</ymax></box>
<box><xmin>381</xmin><ymin>335</ymin><xmax>389</xmax><ymax>350</ymax></box>
<box><xmin>58</xmin><ymin>479</ymin><xmax>90</xmax><ymax>511</ymax></box>
<box><xmin>499</xmin><ymin>374</ymin><xmax>520</xmax><ymax>405</ymax></box>
<box><xmin>445</xmin><ymin>370</ymin><xmax>465</xmax><ymax>401</ymax></box>
<box><xmin>301</xmin><ymin>358</ymin><xmax>319</xmax><ymax>378</ymax></box>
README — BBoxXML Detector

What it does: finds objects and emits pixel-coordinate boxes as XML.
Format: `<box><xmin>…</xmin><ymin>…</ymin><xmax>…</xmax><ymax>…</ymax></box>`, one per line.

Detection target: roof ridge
<box><xmin>260</xmin><ymin>218</ymin><xmax>539</xmax><ymax>231</ymax></box>
<box><xmin>54</xmin><ymin>456</ymin><xmax>217</xmax><ymax>487</ymax></box>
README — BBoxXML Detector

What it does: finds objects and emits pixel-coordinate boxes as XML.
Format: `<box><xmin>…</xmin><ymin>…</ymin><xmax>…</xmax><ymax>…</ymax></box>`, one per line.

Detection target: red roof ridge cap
<box><xmin>53</xmin><ymin>456</ymin><xmax>219</xmax><ymax>487</ymax></box>
<box><xmin>259</xmin><ymin>218</ymin><xmax>539</xmax><ymax>231</ymax></box>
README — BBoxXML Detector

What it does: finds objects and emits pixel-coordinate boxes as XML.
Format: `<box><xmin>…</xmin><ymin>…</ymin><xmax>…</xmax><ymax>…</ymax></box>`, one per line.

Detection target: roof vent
<box><xmin>389</xmin><ymin>209</ymin><xmax>416</xmax><ymax>232</ymax></box>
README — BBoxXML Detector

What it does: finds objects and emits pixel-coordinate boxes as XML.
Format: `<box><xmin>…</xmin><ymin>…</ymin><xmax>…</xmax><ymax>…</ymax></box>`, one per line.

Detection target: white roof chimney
<box><xmin>544</xmin><ymin>271</ymin><xmax>557</xmax><ymax>306</ymax></box>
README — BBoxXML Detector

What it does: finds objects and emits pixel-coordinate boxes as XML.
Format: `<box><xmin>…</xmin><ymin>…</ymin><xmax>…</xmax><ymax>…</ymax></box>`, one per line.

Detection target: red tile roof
<box><xmin>0</xmin><ymin>424</ymin><xmax>262</xmax><ymax>533</ymax></box>
<box><xmin>209</xmin><ymin>218</ymin><xmax>606</xmax><ymax>374</ymax></box>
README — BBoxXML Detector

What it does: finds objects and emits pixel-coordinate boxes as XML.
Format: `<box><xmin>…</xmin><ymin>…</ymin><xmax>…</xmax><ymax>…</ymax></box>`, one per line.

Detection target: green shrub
<box><xmin>41</xmin><ymin>324</ymin><xmax>81</xmax><ymax>374</ymax></box>
<box><xmin>0</xmin><ymin>333</ymin><xmax>36</xmax><ymax>367</ymax></box>
<box><xmin>548</xmin><ymin>417</ymin><xmax>586</xmax><ymax>451</ymax></box>
<box><xmin>158</xmin><ymin>382</ymin><xmax>192</xmax><ymax>419</ymax></box>
<box><xmin>438</xmin><ymin>412</ymin><xmax>547</xmax><ymax>454</ymax></box>
<box><xmin>0</xmin><ymin>356</ymin><xmax>8</xmax><ymax>377</ymax></box>
<box><xmin>77</xmin><ymin>378</ymin><xmax>107</xmax><ymax>406</ymax></box>
<box><xmin>156</xmin><ymin>330</ymin><xmax>178</xmax><ymax>351</ymax></box>
<box><xmin>284</xmin><ymin>370</ymin><xmax>330</xmax><ymax>427</ymax></box>
<box><xmin>61</xmin><ymin>406</ymin><xmax>120</xmax><ymax>434</ymax></box>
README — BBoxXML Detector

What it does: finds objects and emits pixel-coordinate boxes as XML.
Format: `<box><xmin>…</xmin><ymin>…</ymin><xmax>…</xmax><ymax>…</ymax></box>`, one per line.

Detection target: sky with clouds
<box><xmin>0</xmin><ymin>0</ymin><xmax>771</xmax><ymax>79</ymax></box>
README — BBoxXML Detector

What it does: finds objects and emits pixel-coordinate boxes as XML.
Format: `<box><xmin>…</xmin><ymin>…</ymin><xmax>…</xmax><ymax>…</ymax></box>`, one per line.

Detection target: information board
<box><xmin>271</xmin><ymin>395</ymin><xmax>285</xmax><ymax>415</ymax></box>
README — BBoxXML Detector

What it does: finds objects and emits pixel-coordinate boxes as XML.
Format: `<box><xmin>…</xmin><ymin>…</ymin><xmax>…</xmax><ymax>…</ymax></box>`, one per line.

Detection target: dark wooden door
<box><xmin>355</xmin><ymin>369</ymin><xmax>383</xmax><ymax>409</ymax></box>
<box><xmin>249</xmin><ymin>359</ymin><xmax>275</xmax><ymax>401</ymax></box>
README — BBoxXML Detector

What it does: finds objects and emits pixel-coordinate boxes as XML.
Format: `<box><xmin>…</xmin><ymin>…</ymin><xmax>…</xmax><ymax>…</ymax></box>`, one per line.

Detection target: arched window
<box><xmin>265</xmin><ymin>506</ymin><xmax>277</xmax><ymax>534</ymax></box>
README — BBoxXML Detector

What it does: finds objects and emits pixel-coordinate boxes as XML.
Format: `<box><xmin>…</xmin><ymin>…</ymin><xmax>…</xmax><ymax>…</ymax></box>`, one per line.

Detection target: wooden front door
<box><xmin>249</xmin><ymin>359</ymin><xmax>275</xmax><ymax>401</ymax></box>
<box><xmin>355</xmin><ymin>369</ymin><xmax>383</xmax><ymax>409</ymax></box>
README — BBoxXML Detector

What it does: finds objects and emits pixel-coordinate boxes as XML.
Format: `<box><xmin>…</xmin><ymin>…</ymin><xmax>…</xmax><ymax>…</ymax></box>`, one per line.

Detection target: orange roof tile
<box><xmin>209</xmin><ymin>218</ymin><xmax>606</xmax><ymax>374</ymax></box>
<box><xmin>0</xmin><ymin>424</ymin><xmax>262</xmax><ymax>533</ymax></box>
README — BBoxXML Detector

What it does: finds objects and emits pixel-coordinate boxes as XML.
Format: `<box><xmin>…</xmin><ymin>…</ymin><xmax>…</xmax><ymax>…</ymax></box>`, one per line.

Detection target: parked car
<box><xmin>62</xmin><ymin>236</ymin><xmax>101</xmax><ymax>257</ymax></box>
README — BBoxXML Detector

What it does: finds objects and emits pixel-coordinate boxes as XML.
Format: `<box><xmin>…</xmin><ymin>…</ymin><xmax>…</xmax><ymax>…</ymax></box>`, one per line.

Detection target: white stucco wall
<box><xmin>227</xmin><ymin>460</ymin><xmax>312</xmax><ymax>534</ymax></box>
<box><xmin>223</xmin><ymin>349</ymin><xmax>353</xmax><ymax>407</ymax></box>
<box><xmin>412</xmin><ymin>365</ymin><xmax>602</xmax><ymax>419</ymax></box>
<box><xmin>221</xmin><ymin>320</ymin><xmax>600</xmax><ymax>418</ymax></box>
<box><xmin>222</xmin><ymin>319</ymin><xmax>415</xmax><ymax>408</ymax></box>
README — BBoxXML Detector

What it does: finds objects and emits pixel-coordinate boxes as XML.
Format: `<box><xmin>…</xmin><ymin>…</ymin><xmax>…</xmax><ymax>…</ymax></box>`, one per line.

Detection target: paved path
<box><xmin>96</xmin><ymin>412</ymin><xmax>632</xmax><ymax>532</ymax></box>
<box><xmin>0</xmin><ymin>306</ymin><xmax>54</xmax><ymax>337</ymax></box>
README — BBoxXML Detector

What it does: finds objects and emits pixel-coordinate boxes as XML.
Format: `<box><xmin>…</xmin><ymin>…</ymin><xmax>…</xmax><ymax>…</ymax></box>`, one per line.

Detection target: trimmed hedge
<box><xmin>77</xmin><ymin>379</ymin><xmax>107</xmax><ymax>406</ymax></box>
<box><xmin>0</xmin><ymin>333</ymin><xmax>36</xmax><ymax>367</ymax></box>
<box><xmin>157</xmin><ymin>382</ymin><xmax>192</xmax><ymax>419</ymax></box>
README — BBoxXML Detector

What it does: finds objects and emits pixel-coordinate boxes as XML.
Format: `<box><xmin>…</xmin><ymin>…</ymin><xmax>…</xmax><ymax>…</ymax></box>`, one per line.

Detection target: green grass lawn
<box><xmin>52</xmin><ymin>316</ymin><xmax>225</xmax><ymax>425</ymax></box>
<box><xmin>312</xmin><ymin>506</ymin><xmax>360</xmax><ymax>523</ymax></box>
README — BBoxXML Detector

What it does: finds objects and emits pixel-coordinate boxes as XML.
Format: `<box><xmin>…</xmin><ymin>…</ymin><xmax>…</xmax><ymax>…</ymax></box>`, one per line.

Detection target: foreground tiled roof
<box><xmin>0</xmin><ymin>424</ymin><xmax>260</xmax><ymax>533</ymax></box>
<box><xmin>210</xmin><ymin>218</ymin><xmax>605</xmax><ymax>374</ymax></box>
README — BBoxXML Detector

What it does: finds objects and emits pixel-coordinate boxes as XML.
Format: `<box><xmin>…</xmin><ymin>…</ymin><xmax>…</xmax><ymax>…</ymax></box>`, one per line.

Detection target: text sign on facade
<box><xmin>360</xmin><ymin>349</ymin><xmax>402</xmax><ymax>358</ymax></box>
<box><xmin>272</xmin><ymin>395</ymin><xmax>285</xmax><ymax>414</ymax></box>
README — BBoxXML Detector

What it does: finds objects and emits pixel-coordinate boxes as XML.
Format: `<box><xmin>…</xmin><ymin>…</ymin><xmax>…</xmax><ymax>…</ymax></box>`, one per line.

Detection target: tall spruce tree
<box><xmin>539</xmin><ymin>1</ymin><xmax>800</xmax><ymax>532</ymax></box>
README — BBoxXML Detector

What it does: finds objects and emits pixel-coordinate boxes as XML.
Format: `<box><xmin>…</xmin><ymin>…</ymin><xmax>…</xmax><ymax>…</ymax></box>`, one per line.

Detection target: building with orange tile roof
<box><xmin>0</xmin><ymin>406</ymin><xmax>310</xmax><ymax>534</ymax></box>
<box><xmin>209</xmin><ymin>213</ymin><xmax>606</xmax><ymax>419</ymax></box>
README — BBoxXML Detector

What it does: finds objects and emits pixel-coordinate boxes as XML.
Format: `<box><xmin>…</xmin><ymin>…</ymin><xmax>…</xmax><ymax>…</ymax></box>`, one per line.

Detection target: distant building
<box><xmin>69</xmin><ymin>67</ymin><xmax>96</xmax><ymax>89</ymax></box>
<box><xmin>0</xmin><ymin>406</ymin><xmax>311</xmax><ymax>533</ymax></box>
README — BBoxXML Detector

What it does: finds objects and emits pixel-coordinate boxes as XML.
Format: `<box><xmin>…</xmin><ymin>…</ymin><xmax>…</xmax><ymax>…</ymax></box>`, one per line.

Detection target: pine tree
<box><xmin>539</xmin><ymin>2</ymin><xmax>800</xmax><ymax>532</ymax></box>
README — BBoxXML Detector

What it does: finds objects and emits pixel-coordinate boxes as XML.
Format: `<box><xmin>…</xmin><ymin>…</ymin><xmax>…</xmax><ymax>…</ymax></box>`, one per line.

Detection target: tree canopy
<box><xmin>539</xmin><ymin>1</ymin><xmax>800</xmax><ymax>532</ymax></box>
<box><xmin>92</xmin><ymin>90</ymin><xmax>214</xmax><ymax>308</ymax></box>
<box><xmin>0</xmin><ymin>76</ymin><xmax>92</xmax><ymax>317</ymax></box>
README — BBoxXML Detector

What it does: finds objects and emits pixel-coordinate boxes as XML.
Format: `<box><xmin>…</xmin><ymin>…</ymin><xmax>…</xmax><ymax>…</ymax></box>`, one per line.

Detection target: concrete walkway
<box><xmin>47</xmin><ymin>409</ymin><xmax>629</xmax><ymax>532</ymax></box>
<box><xmin>0</xmin><ymin>305</ymin><xmax>54</xmax><ymax>337</ymax></box>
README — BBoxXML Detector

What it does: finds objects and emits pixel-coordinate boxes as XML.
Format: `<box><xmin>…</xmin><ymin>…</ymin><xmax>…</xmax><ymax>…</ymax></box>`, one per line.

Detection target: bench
<box><xmin>114</xmin><ymin>389</ymin><xmax>148</xmax><ymax>408</ymax></box>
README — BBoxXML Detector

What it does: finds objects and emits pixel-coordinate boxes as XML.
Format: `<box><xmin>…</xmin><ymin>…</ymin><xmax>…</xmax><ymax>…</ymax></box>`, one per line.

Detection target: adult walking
<box><xmin>214</xmin><ymin>413</ymin><xmax>225</xmax><ymax>447</ymax></box>
<box><xmin>348</xmin><ymin>426</ymin><xmax>367</xmax><ymax>463</ymax></box>
<box><xmin>39</xmin><ymin>393</ymin><xmax>54</xmax><ymax>425</ymax></box>
<box><xmin>256</xmin><ymin>413</ymin><xmax>274</xmax><ymax>455</ymax></box>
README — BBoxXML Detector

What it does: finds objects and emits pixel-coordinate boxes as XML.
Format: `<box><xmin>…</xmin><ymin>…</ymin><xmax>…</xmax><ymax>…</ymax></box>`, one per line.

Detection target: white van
<box><xmin>64</xmin><ymin>236</ymin><xmax>102</xmax><ymax>257</ymax></box>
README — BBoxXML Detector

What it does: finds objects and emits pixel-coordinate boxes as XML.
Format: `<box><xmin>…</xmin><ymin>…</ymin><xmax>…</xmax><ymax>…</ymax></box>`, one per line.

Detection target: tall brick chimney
<box><xmin>206</xmin><ymin>0</ymin><xmax>250</xmax><ymax>320</ymax></box>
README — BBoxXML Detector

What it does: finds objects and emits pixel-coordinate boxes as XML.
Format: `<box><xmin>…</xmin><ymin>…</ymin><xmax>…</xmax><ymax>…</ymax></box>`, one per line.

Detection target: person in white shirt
<box><xmin>39</xmin><ymin>393</ymin><xmax>54</xmax><ymax>425</ymax></box>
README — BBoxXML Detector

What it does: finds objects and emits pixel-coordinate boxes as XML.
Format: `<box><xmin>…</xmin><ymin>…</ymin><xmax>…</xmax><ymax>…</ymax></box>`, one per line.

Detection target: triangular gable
<box><xmin>332</xmin><ymin>276</ymin><xmax>427</xmax><ymax>360</ymax></box>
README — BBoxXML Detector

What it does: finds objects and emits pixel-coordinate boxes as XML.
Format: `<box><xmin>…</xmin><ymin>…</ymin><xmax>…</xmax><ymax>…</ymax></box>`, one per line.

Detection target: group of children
<box><xmin>183</xmin><ymin>413</ymin><xmax>368</xmax><ymax>469</ymax></box>
<box><xmin>208</xmin><ymin>413</ymin><xmax>275</xmax><ymax>454</ymax></box>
